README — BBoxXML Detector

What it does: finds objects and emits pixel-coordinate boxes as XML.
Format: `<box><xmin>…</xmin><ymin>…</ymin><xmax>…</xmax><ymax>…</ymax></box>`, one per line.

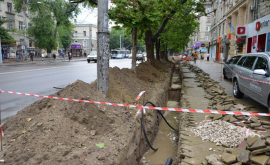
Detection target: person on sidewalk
<box><xmin>61</xmin><ymin>52</ymin><xmax>65</xmax><ymax>61</ymax></box>
<box><xmin>42</xmin><ymin>52</ymin><xmax>44</xmax><ymax>61</ymax></box>
<box><xmin>207</xmin><ymin>53</ymin><xmax>210</xmax><ymax>61</ymax></box>
<box><xmin>68</xmin><ymin>52</ymin><xmax>71</xmax><ymax>61</ymax></box>
<box><xmin>20</xmin><ymin>50</ymin><xmax>24</xmax><ymax>62</ymax></box>
<box><xmin>193</xmin><ymin>52</ymin><xmax>198</xmax><ymax>64</ymax></box>
<box><xmin>16</xmin><ymin>51</ymin><xmax>20</xmax><ymax>62</ymax></box>
<box><xmin>30</xmin><ymin>51</ymin><xmax>34</xmax><ymax>62</ymax></box>
<box><xmin>53</xmin><ymin>52</ymin><xmax>56</xmax><ymax>61</ymax></box>
<box><xmin>84</xmin><ymin>52</ymin><xmax>86</xmax><ymax>57</ymax></box>
<box><xmin>201</xmin><ymin>52</ymin><xmax>204</xmax><ymax>60</ymax></box>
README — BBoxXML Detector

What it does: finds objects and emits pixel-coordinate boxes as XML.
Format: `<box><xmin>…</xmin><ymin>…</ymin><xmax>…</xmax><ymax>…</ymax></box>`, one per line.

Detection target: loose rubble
<box><xmin>192</xmin><ymin>120</ymin><xmax>259</xmax><ymax>147</ymax></box>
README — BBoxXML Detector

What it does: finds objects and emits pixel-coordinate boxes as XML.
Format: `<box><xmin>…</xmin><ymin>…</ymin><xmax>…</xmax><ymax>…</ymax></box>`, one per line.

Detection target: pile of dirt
<box><xmin>136</xmin><ymin>61</ymin><xmax>166</xmax><ymax>83</ymax></box>
<box><xmin>1</xmin><ymin>60</ymin><xmax>173</xmax><ymax>165</ymax></box>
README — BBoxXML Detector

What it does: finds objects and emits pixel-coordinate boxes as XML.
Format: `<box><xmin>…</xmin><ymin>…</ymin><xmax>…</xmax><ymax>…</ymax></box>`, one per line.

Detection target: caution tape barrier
<box><xmin>1</xmin><ymin>89</ymin><xmax>270</xmax><ymax>117</ymax></box>
<box><xmin>136</xmin><ymin>90</ymin><xmax>145</xmax><ymax>100</ymax></box>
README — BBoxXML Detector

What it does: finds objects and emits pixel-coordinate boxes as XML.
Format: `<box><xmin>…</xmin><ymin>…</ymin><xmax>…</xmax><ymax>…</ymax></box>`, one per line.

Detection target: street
<box><xmin>0</xmin><ymin>59</ymin><xmax>133</xmax><ymax>122</ymax></box>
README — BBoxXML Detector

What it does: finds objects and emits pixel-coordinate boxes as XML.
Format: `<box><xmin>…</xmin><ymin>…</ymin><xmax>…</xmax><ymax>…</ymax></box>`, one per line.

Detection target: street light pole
<box><xmin>0</xmin><ymin>37</ymin><xmax>2</xmax><ymax>64</ymax></box>
<box><xmin>97</xmin><ymin>0</ymin><xmax>109</xmax><ymax>96</ymax></box>
<box><xmin>23</xmin><ymin>0</ymin><xmax>28</xmax><ymax>60</ymax></box>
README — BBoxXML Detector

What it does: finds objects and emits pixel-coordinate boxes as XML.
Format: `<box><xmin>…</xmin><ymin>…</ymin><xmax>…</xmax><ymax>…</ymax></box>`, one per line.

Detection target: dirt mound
<box><xmin>1</xmin><ymin>61</ymin><xmax>173</xmax><ymax>165</ymax></box>
<box><xmin>136</xmin><ymin>60</ymin><xmax>169</xmax><ymax>83</ymax></box>
<box><xmin>2</xmin><ymin>80</ymin><xmax>133</xmax><ymax>165</ymax></box>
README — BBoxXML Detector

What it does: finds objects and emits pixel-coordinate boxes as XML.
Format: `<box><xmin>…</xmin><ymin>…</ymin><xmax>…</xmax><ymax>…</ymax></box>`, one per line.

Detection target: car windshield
<box><xmin>89</xmin><ymin>52</ymin><xmax>97</xmax><ymax>55</ymax></box>
<box><xmin>117</xmin><ymin>55</ymin><xmax>122</xmax><ymax>57</ymax></box>
<box><xmin>137</xmin><ymin>55</ymin><xmax>142</xmax><ymax>57</ymax></box>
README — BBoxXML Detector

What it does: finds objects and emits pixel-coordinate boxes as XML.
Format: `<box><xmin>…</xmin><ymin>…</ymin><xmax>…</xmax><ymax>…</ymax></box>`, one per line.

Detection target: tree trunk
<box><xmin>156</xmin><ymin>39</ymin><xmax>160</xmax><ymax>61</ymax></box>
<box><xmin>131</xmin><ymin>28</ymin><xmax>137</xmax><ymax>72</ymax></box>
<box><xmin>161</xmin><ymin>51</ymin><xmax>165</xmax><ymax>59</ymax></box>
<box><xmin>165</xmin><ymin>45</ymin><xmax>168</xmax><ymax>62</ymax></box>
<box><xmin>145</xmin><ymin>30</ymin><xmax>155</xmax><ymax>67</ymax></box>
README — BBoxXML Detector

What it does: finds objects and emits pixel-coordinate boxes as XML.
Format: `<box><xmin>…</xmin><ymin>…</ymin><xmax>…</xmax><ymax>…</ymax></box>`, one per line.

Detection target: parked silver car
<box><xmin>232</xmin><ymin>53</ymin><xmax>270</xmax><ymax>112</ymax></box>
<box><xmin>223</xmin><ymin>55</ymin><xmax>242</xmax><ymax>79</ymax></box>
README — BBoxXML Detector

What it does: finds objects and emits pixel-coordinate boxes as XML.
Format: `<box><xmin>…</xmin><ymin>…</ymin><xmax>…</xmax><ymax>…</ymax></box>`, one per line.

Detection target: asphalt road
<box><xmin>0</xmin><ymin>59</ymin><xmax>133</xmax><ymax>123</ymax></box>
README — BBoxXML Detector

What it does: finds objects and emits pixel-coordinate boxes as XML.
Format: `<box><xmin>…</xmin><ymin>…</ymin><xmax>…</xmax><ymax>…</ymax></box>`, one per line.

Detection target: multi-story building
<box><xmin>209</xmin><ymin>0</ymin><xmax>270</xmax><ymax>61</ymax></box>
<box><xmin>0</xmin><ymin>0</ymin><xmax>31</xmax><ymax>58</ymax></box>
<box><xmin>188</xmin><ymin>1</ymin><xmax>212</xmax><ymax>56</ymax></box>
<box><xmin>69</xmin><ymin>23</ymin><xmax>97</xmax><ymax>56</ymax></box>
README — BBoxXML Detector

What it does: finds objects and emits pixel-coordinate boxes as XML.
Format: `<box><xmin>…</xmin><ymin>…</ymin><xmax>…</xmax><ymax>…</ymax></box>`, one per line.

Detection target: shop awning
<box><xmin>199</xmin><ymin>49</ymin><xmax>207</xmax><ymax>52</ymax></box>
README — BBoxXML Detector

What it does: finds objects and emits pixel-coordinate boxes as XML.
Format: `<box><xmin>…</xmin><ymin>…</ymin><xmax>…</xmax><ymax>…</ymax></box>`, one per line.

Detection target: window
<box><xmin>19</xmin><ymin>9</ymin><xmax>22</xmax><ymax>15</ymax></box>
<box><xmin>197</xmin><ymin>37</ymin><xmax>198</xmax><ymax>41</ymax></box>
<box><xmin>20</xmin><ymin>39</ymin><xmax>24</xmax><ymax>45</ymax></box>
<box><xmin>206</xmin><ymin>26</ymin><xmax>210</xmax><ymax>31</ymax></box>
<box><xmin>223</xmin><ymin>23</ymin><xmax>225</xmax><ymax>35</ymax></box>
<box><xmin>254</xmin><ymin>57</ymin><xmax>269</xmax><ymax>71</ymax></box>
<box><xmin>207</xmin><ymin>7</ymin><xmax>211</xmax><ymax>13</ymax></box>
<box><xmin>74</xmin><ymin>31</ymin><xmax>78</xmax><ymax>36</ymax></box>
<box><xmin>229</xmin><ymin>56</ymin><xmax>241</xmax><ymax>64</ymax></box>
<box><xmin>83</xmin><ymin>31</ymin><xmax>86</xmax><ymax>36</ymax></box>
<box><xmin>19</xmin><ymin>21</ymin><xmax>23</xmax><ymax>30</ymax></box>
<box><xmin>29</xmin><ymin>40</ymin><xmax>32</xmax><ymax>47</ymax></box>
<box><xmin>207</xmin><ymin>17</ymin><xmax>211</xmax><ymax>23</ymax></box>
<box><xmin>242</xmin><ymin>56</ymin><xmax>257</xmax><ymax>69</ymax></box>
<box><xmin>8</xmin><ymin>21</ymin><xmax>13</xmax><ymax>29</ymax></box>
<box><xmin>28</xmin><ymin>23</ymin><xmax>32</xmax><ymax>28</ymax></box>
<box><xmin>83</xmin><ymin>40</ymin><xmax>87</xmax><ymax>47</ymax></box>
<box><xmin>221</xmin><ymin>8</ymin><xmax>223</xmax><ymax>18</ymax></box>
<box><xmin>206</xmin><ymin>35</ymin><xmax>209</xmax><ymax>40</ymax></box>
<box><xmin>237</xmin><ymin>56</ymin><xmax>247</xmax><ymax>66</ymax></box>
<box><xmin>7</xmin><ymin>3</ymin><xmax>12</xmax><ymax>13</ymax></box>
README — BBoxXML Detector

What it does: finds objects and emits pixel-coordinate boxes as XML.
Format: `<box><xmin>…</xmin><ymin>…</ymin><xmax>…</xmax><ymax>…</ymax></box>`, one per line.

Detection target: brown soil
<box><xmin>1</xmin><ymin>60</ymin><xmax>173</xmax><ymax>165</ymax></box>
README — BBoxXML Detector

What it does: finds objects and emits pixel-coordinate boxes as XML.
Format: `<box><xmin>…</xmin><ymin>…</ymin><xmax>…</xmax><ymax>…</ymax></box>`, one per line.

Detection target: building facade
<box><xmin>69</xmin><ymin>23</ymin><xmax>97</xmax><ymax>56</ymax></box>
<box><xmin>209</xmin><ymin>0</ymin><xmax>270</xmax><ymax>61</ymax></box>
<box><xmin>188</xmin><ymin>1</ymin><xmax>212</xmax><ymax>56</ymax></box>
<box><xmin>0</xmin><ymin>0</ymin><xmax>31</xmax><ymax>58</ymax></box>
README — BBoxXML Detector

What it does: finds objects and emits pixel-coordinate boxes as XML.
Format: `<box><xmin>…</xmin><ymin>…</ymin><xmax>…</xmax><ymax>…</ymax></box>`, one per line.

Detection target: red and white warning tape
<box><xmin>224</xmin><ymin>63</ymin><xmax>270</xmax><ymax>84</ymax></box>
<box><xmin>136</xmin><ymin>90</ymin><xmax>145</xmax><ymax>100</ymax></box>
<box><xmin>1</xmin><ymin>90</ymin><xmax>270</xmax><ymax>116</ymax></box>
<box><xmin>0</xmin><ymin>125</ymin><xmax>4</xmax><ymax>138</ymax></box>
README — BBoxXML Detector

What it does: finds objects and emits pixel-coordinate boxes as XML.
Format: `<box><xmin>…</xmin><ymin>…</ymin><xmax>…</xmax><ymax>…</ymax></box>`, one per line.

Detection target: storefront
<box><xmin>210</xmin><ymin>40</ymin><xmax>218</xmax><ymax>60</ymax></box>
<box><xmin>246</xmin><ymin>14</ymin><xmax>270</xmax><ymax>53</ymax></box>
<box><xmin>236</xmin><ymin>36</ymin><xmax>246</xmax><ymax>55</ymax></box>
<box><xmin>70</xmin><ymin>42</ymin><xmax>83</xmax><ymax>57</ymax></box>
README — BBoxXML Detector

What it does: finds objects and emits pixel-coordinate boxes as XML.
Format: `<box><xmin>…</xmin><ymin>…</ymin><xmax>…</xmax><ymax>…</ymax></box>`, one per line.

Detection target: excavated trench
<box><xmin>140</xmin><ymin>65</ymin><xmax>182</xmax><ymax>165</ymax></box>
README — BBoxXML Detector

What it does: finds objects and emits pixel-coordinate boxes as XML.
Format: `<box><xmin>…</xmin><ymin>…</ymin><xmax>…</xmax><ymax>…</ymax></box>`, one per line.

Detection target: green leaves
<box><xmin>95</xmin><ymin>143</ymin><xmax>105</xmax><ymax>148</ymax></box>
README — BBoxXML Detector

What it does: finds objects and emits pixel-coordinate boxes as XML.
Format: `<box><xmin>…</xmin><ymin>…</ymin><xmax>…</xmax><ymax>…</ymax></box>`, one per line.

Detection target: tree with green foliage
<box><xmin>109</xmin><ymin>0</ymin><xmax>206</xmax><ymax>67</ymax></box>
<box><xmin>0</xmin><ymin>19</ymin><xmax>16</xmax><ymax>43</ymax></box>
<box><xmin>12</xmin><ymin>0</ymin><xmax>79</xmax><ymax>55</ymax></box>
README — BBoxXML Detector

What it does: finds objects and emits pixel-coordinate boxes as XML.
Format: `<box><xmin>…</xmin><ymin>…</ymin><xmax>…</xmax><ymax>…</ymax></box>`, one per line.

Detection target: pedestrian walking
<box><xmin>201</xmin><ymin>52</ymin><xmax>204</xmax><ymax>60</ymax></box>
<box><xmin>207</xmin><ymin>53</ymin><xmax>210</xmax><ymax>61</ymax></box>
<box><xmin>61</xmin><ymin>52</ymin><xmax>65</xmax><ymax>61</ymax></box>
<box><xmin>84</xmin><ymin>52</ymin><xmax>86</xmax><ymax>57</ymax></box>
<box><xmin>42</xmin><ymin>52</ymin><xmax>44</xmax><ymax>61</ymax></box>
<box><xmin>53</xmin><ymin>52</ymin><xmax>56</xmax><ymax>61</ymax></box>
<box><xmin>16</xmin><ymin>51</ymin><xmax>20</xmax><ymax>62</ymax></box>
<box><xmin>20</xmin><ymin>50</ymin><xmax>24</xmax><ymax>62</ymax></box>
<box><xmin>193</xmin><ymin>52</ymin><xmax>198</xmax><ymax>64</ymax></box>
<box><xmin>30</xmin><ymin>51</ymin><xmax>34</xmax><ymax>62</ymax></box>
<box><xmin>68</xmin><ymin>52</ymin><xmax>71</xmax><ymax>61</ymax></box>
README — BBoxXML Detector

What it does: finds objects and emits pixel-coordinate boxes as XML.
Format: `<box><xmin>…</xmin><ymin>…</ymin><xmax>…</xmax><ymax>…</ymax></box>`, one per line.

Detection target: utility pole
<box><xmin>120</xmin><ymin>35</ymin><xmax>121</xmax><ymax>49</ymax></box>
<box><xmin>0</xmin><ymin>37</ymin><xmax>2</xmax><ymax>64</ymax></box>
<box><xmin>97</xmin><ymin>0</ymin><xmax>109</xmax><ymax>96</ymax></box>
<box><xmin>23</xmin><ymin>0</ymin><xmax>28</xmax><ymax>60</ymax></box>
<box><xmin>89</xmin><ymin>24</ymin><xmax>92</xmax><ymax>54</ymax></box>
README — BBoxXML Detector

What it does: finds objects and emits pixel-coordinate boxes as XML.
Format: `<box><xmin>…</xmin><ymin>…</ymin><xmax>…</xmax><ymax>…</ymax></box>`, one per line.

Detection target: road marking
<box><xmin>17</xmin><ymin>71</ymin><xmax>63</xmax><ymax>79</ymax></box>
<box><xmin>0</xmin><ymin>64</ymin><xmax>85</xmax><ymax>75</ymax></box>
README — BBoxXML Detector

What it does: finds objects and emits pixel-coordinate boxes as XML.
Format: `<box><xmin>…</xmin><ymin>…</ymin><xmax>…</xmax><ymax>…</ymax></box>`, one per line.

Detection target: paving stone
<box><xmin>238</xmin><ymin>140</ymin><xmax>247</xmax><ymax>149</ymax></box>
<box><xmin>213</xmin><ymin>114</ymin><xmax>223</xmax><ymax>120</ymax></box>
<box><xmin>261</xmin><ymin>121</ymin><xmax>270</xmax><ymax>125</ymax></box>
<box><xmin>266</xmin><ymin>151</ymin><xmax>270</xmax><ymax>156</ymax></box>
<box><xmin>253</xmin><ymin>127</ymin><xmax>266</xmax><ymax>131</ymax></box>
<box><xmin>231</xmin><ymin>147</ymin><xmax>246</xmax><ymax>156</ymax></box>
<box><xmin>251</xmin><ymin>147</ymin><xmax>270</xmax><ymax>155</ymax></box>
<box><xmin>266</xmin><ymin>138</ymin><xmax>270</xmax><ymax>145</ymax></box>
<box><xmin>232</xmin><ymin>163</ymin><xmax>242</xmax><ymax>165</ymax></box>
<box><xmin>222</xmin><ymin>152</ymin><xmax>236</xmax><ymax>164</ymax></box>
<box><xmin>223</xmin><ymin>115</ymin><xmax>231</xmax><ymax>121</ymax></box>
<box><xmin>249</xmin><ymin>138</ymin><xmax>266</xmax><ymax>150</ymax></box>
<box><xmin>251</xmin><ymin>123</ymin><xmax>261</xmax><ymax>127</ymax></box>
<box><xmin>250</xmin><ymin>155</ymin><xmax>269</xmax><ymax>165</ymax></box>
<box><xmin>250</xmin><ymin>117</ymin><xmax>259</xmax><ymax>123</ymax></box>
<box><xmin>236</xmin><ymin>123</ymin><xmax>246</xmax><ymax>127</ymax></box>
<box><xmin>262</xmin><ymin>125</ymin><xmax>270</xmax><ymax>129</ymax></box>
<box><xmin>182</xmin><ymin>158</ymin><xmax>202</xmax><ymax>164</ymax></box>
<box><xmin>229</xmin><ymin>116</ymin><xmax>238</xmax><ymax>123</ymax></box>
<box><xmin>237</xmin><ymin>150</ymin><xmax>250</xmax><ymax>163</ymax></box>
<box><xmin>247</xmin><ymin>136</ymin><xmax>260</xmax><ymax>146</ymax></box>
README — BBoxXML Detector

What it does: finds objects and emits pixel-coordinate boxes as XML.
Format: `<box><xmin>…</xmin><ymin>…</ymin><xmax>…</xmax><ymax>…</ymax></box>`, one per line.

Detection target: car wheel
<box><xmin>223</xmin><ymin>68</ymin><xmax>228</xmax><ymax>79</ymax></box>
<box><xmin>95</xmin><ymin>60</ymin><xmax>97</xmax><ymax>63</ymax></box>
<box><xmin>87</xmin><ymin>60</ymin><xmax>90</xmax><ymax>63</ymax></box>
<box><xmin>233</xmin><ymin>79</ymin><xmax>244</xmax><ymax>98</ymax></box>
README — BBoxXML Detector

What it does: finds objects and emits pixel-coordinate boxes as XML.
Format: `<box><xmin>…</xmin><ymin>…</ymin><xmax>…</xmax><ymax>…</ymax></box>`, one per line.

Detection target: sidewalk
<box><xmin>0</xmin><ymin>56</ymin><xmax>87</xmax><ymax>66</ymax></box>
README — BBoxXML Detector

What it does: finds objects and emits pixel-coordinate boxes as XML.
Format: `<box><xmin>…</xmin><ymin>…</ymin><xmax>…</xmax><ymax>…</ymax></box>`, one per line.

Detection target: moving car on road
<box><xmin>136</xmin><ymin>54</ymin><xmax>144</xmax><ymax>61</ymax></box>
<box><xmin>232</xmin><ymin>53</ymin><xmax>270</xmax><ymax>112</ymax></box>
<box><xmin>87</xmin><ymin>51</ymin><xmax>97</xmax><ymax>63</ymax></box>
<box><xmin>223</xmin><ymin>55</ymin><xmax>242</xmax><ymax>79</ymax></box>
